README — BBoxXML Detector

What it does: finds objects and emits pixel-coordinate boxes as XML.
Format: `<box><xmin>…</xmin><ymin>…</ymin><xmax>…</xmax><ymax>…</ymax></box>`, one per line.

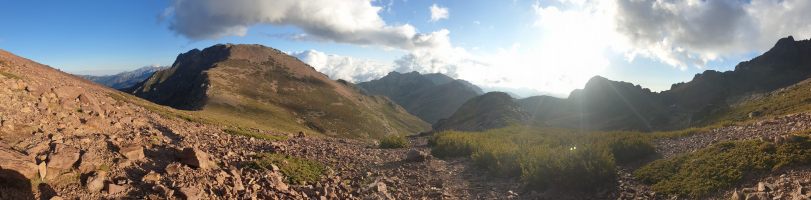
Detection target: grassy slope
<box><xmin>430</xmin><ymin>125</ymin><xmax>655</xmax><ymax>191</ymax></box>
<box><xmin>635</xmin><ymin>136</ymin><xmax>811</xmax><ymax>197</ymax></box>
<box><xmin>203</xmin><ymin>59</ymin><xmax>428</xmax><ymax>139</ymax></box>
<box><xmin>704</xmin><ymin>79</ymin><xmax>811</xmax><ymax>125</ymax></box>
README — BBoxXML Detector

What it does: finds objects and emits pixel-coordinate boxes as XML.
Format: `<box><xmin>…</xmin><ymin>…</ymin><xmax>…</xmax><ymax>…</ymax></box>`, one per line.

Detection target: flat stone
<box><xmin>180</xmin><ymin>147</ymin><xmax>217</xmax><ymax>170</ymax></box>
<box><xmin>48</xmin><ymin>144</ymin><xmax>81</xmax><ymax>170</ymax></box>
<box><xmin>119</xmin><ymin>144</ymin><xmax>145</xmax><ymax>160</ymax></box>
<box><xmin>107</xmin><ymin>184</ymin><xmax>128</xmax><ymax>194</ymax></box>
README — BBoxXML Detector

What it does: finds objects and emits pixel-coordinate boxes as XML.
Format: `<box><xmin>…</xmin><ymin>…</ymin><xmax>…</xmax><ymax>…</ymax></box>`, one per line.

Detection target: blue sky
<box><xmin>1</xmin><ymin>0</ymin><xmax>807</xmax><ymax>97</ymax></box>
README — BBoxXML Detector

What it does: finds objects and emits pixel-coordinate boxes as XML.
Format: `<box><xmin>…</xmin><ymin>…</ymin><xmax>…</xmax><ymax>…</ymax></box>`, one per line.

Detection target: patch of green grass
<box><xmin>223</xmin><ymin>127</ymin><xmax>287</xmax><ymax>141</ymax></box>
<box><xmin>379</xmin><ymin>135</ymin><xmax>409</xmax><ymax>149</ymax></box>
<box><xmin>635</xmin><ymin>135</ymin><xmax>811</xmax><ymax>198</ymax></box>
<box><xmin>704</xmin><ymin>80</ymin><xmax>811</xmax><ymax>125</ymax></box>
<box><xmin>0</xmin><ymin>71</ymin><xmax>21</xmax><ymax>79</ymax></box>
<box><xmin>247</xmin><ymin>153</ymin><xmax>326</xmax><ymax>184</ymax></box>
<box><xmin>431</xmin><ymin>125</ymin><xmax>656</xmax><ymax>191</ymax></box>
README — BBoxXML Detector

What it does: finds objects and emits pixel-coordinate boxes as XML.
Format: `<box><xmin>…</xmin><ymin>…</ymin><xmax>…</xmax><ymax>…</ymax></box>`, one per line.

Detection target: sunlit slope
<box><xmin>130</xmin><ymin>44</ymin><xmax>429</xmax><ymax>138</ymax></box>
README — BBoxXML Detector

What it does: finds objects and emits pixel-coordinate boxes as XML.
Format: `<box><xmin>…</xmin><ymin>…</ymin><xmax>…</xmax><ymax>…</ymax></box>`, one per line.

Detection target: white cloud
<box><xmin>429</xmin><ymin>4</ymin><xmax>449</xmax><ymax>22</ymax></box>
<box><xmin>290</xmin><ymin>50</ymin><xmax>394</xmax><ymax>82</ymax></box>
<box><xmin>615</xmin><ymin>0</ymin><xmax>811</xmax><ymax>68</ymax></box>
<box><xmin>165</xmin><ymin>0</ymin><xmax>448</xmax><ymax>51</ymax></box>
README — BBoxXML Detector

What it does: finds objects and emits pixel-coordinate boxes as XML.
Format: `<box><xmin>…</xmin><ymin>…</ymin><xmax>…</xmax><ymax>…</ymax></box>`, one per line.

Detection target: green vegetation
<box><xmin>635</xmin><ymin>135</ymin><xmax>811</xmax><ymax>197</ymax></box>
<box><xmin>705</xmin><ymin>80</ymin><xmax>811</xmax><ymax>125</ymax></box>
<box><xmin>222</xmin><ymin>127</ymin><xmax>287</xmax><ymax>141</ymax></box>
<box><xmin>430</xmin><ymin>125</ymin><xmax>656</xmax><ymax>191</ymax></box>
<box><xmin>0</xmin><ymin>71</ymin><xmax>21</xmax><ymax>79</ymax></box>
<box><xmin>379</xmin><ymin>135</ymin><xmax>409</xmax><ymax>149</ymax></box>
<box><xmin>109</xmin><ymin>92</ymin><xmax>291</xmax><ymax>141</ymax></box>
<box><xmin>247</xmin><ymin>153</ymin><xmax>326</xmax><ymax>184</ymax></box>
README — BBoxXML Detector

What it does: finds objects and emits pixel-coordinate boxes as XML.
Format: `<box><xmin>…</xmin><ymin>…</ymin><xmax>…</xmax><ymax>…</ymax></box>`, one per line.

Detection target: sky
<box><xmin>2</xmin><ymin>0</ymin><xmax>811</xmax><ymax>97</ymax></box>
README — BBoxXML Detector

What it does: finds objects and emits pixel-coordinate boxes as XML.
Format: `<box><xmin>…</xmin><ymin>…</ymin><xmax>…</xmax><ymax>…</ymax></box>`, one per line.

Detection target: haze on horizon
<box><xmin>2</xmin><ymin>0</ymin><xmax>811</xmax><ymax>97</ymax></box>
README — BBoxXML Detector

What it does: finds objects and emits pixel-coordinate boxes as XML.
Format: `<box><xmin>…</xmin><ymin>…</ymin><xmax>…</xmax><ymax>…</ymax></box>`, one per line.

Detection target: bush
<box><xmin>430</xmin><ymin>126</ymin><xmax>656</xmax><ymax>192</ymax></box>
<box><xmin>379</xmin><ymin>135</ymin><xmax>409</xmax><ymax>149</ymax></box>
<box><xmin>247</xmin><ymin>153</ymin><xmax>326</xmax><ymax>184</ymax></box>
<box><xmin>635</xmin><ymin>136</ymin><xmax>811</xmax><ymax>197</ymax></box>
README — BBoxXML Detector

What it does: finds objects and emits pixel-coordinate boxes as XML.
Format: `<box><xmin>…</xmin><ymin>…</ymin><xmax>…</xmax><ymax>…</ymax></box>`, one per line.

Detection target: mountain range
<box><xmin>78</xmin><ymin>66</ymin><xmax>166</xmax><ymax>89</ymax></box>
<box><xmin>436</xmin><ymin>36</ymin><xmax>811</xmax><ymax>132</ymax></box>
<box><xmin>357</xmin><ymin>71</ymin><xmax>483</xmax><ymax>124</ymax></box>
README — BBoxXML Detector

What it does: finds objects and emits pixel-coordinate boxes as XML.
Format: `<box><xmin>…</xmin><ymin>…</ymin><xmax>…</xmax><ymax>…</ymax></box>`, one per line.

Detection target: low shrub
<box><xmin>247</xmin><ymin>153</ymin><xmax>326</xmax><ymax>184</ymax></box>
<box><xmin>635</xmin><ymin>135</ymin><xmax>811</xmax><ymax>197</ymax></box>
<box><xmin>379</xmin><ymin>135</ymin><xmax>409</xmax><ymax>149</ymax></box>
<box><xmin>430</xmin><ymin>125</ymin><xmax>656</xmax><ymax>192</ymax></box>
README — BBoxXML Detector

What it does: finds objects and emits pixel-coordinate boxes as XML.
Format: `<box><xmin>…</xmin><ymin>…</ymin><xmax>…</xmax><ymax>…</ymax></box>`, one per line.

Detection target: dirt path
<box><xmin>276</xmin><ymin>135</ymin><xmax>523</xmax><ymax>199</ymax></box>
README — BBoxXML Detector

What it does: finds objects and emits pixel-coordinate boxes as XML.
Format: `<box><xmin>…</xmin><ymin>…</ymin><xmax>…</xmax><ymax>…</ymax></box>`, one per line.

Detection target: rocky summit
<box><xmin>128</xmin><ymin>44</ymin><xmax>429</xmax><ymax>138</ymax></box>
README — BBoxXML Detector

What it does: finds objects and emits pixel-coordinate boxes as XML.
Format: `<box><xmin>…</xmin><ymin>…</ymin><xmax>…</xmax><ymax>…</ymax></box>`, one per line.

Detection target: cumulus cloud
<box><xmin>166</xmin><ymin>0</ymin><xmax>449</xmax><ymax>51</ymax></box>
<box><xmin>290</xmin><ymin>50</ymin><xmax>394</xmax><ymax>82</ymax></box>
<box><xmin>615</xmin><ymin>0</ymin><xmax>811</xmax><ymax>68</ymax></box>
<box><xmin>429</xmin><ymin>4</ymin><xmax>449</xmax><ymax>22</ymax></box>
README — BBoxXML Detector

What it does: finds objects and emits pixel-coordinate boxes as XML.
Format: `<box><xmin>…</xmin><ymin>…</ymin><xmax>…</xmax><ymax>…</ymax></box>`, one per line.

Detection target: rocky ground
<box><xmin>609</xmin><ymin>113</ymin><xmax>811</xmax><ymax>200</ymax></box>
<box><xmin>6</xmin><ymin>47</ymin><xmax>811</xmax><ymax>200</ymax></box>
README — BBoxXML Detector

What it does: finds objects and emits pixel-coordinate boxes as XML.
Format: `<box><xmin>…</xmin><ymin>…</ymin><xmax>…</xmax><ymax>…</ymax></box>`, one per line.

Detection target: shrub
<box><xmin>430</xmin><ymin>126</ymin><xmax>656</xmax><ymax>192</ymax></box>
<box><xmin>635</xmin><ymin>136</ymin><xmax>811</xmax><ymax>197</ymax></box>
<box><xmin>379</xmin><ymin>135</ymin><xmax>409</xmax><ymax>149</ymax></box>
<box><xmin>247</xmin><ymin>153</ymin><xmax>326</xmax><ymax>184</ymax></box>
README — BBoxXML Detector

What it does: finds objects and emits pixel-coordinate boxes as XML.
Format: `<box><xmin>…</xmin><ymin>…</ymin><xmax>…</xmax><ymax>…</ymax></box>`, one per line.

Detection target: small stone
<box><xmin>107</xmin><ymin>184</ymin><xmax>128</xmax><ymax>194</ymax></box>
<box><xmin>49</xmin><ymin>197</ymin><xmax>64</xmax><ymax>200</ymax></box>
<box><xmin>38</xmin><ymin>162</ymin><xmax>47</xmax><ymax>180</ymax></box>
<box><xmin>141</xmin><ymin>171</ymin><xmax>161</xmax><ymax>183</ymax></box>
<box><xmin>730</xmin><ymin>189</ymin><xmax>744</xmax><ymax>200</ymax></box>
<box><xmin>86</xmin><ymin>171</ymin><xmax>107</xmax><ymax>192</ymax></box>
<box><xmin>757</xmin><ymin>182</ymin><xmax>770</xmax><ymax>192</ymax></box>
<box><xmin>165</xmin><ymin>163</ymin><xmax>183</xmax><ymax>175</ymax></box>
<box><xmin>180</xmin><ymin>186</ymin><xmax>202</xmax><ymax>200</ymax></box>
<box><xmin>404</xmin><ymin>149</ymin><xmax>429</xmax><ymax>162</ymax></box>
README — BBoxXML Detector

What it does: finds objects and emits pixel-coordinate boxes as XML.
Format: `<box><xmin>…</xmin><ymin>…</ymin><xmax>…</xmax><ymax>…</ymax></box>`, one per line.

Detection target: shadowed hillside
<box><xmin>357</xmin><ymin>71</ymin><xmax>483</xmax><ymax>124</ymax></box>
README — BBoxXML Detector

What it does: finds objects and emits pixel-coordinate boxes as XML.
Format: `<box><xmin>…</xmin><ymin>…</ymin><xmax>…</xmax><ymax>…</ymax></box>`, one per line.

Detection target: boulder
<box><xmin>404</xmin><ymin>149</ymin><xmax>430</xmax><ymax>162</ymax></box>
<box><xmin>119</xmin><ymin>144</ymin><xmax>144</xmax><ymax>160</ymax></box>
<box><xmin>48</xmin><ymin>144</ymin><xmax>81</xmax><ymax>170</ymax></box>
<box><xmin>0</xmin><ymin>146</ymin><xmax>38</xmax><ymax>179</ymax></box>
<box><xmin>180</xmin><ymin>148</ymin><xmax>217</xmax><ymax>169</ymax></box>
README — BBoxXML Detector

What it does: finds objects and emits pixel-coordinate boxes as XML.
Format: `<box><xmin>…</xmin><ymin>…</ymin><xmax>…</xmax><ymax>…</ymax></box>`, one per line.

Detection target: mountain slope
<box><xmin>357</xmin><ymin>71</ymin><xmax>483</xmax><ymax>123</ymax></box>
<box><xmin>440</xmin><ymin>36</ymin><xmax>811</xmax><ymax>132</ymax></box>
<box><xmin>129</xmin><ymin>44</ymin><xmax>429</xmax><ymax>138</ymax></box>
<box><xmin>433</xmin><ymin>92</ymin><xmax>528</xmax><ymax>131</ymax></box>
<box><xmin>78</xmin><ymin>66</ymin><xmax>166</xmax><ymax>89</ymax></box>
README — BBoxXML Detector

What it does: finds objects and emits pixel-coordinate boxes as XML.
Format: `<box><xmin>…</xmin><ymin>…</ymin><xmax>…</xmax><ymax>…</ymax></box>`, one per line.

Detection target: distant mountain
<box><xmin>357</xmin><ymin>71</ymin><xmax>483</xmax><ymax>123</ymax></box>
<box><xmin>128</xmin><ymin>44</ymin><xmax>429</xmax><ymax>138</ymax></box>
<box><xmin>78</xmin><ymin>66</ymin><xmax>166</xmax><ymax>89</ymax></box>
<box><xmin>440</xmin><ymin>36</ymin><xmax>811</xmax><ymax>132</ymax></box>
<box><xmin>433</xmin><ymin>92</ymin><xmax>528</xmax><ymax>131</ymax></box>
